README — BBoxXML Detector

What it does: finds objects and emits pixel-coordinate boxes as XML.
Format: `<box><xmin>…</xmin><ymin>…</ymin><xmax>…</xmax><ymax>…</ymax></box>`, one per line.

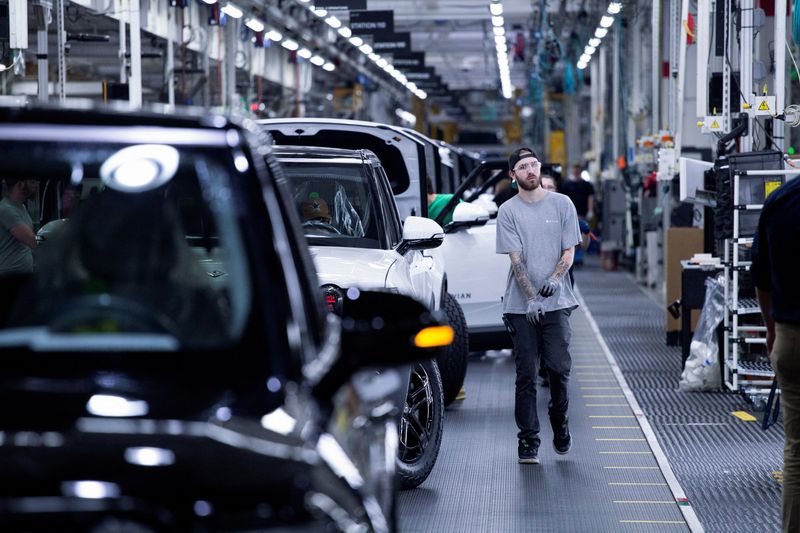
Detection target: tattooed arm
<box><xmin>509</xmin><ymin>251</ymin><xmax>537</xmax><ymax>301</ymax></box>
<box><xmin>548</xmin><ymin>247</ymin><xmax>575</xmax><ymax>281</ymax></box>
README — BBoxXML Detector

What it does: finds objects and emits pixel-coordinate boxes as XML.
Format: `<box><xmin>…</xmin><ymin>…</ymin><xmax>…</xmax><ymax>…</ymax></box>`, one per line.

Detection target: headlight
<box><xmin>321</xmin><ymin>284</ymin><xmax>344</xmax><ymax>315</ymax></box>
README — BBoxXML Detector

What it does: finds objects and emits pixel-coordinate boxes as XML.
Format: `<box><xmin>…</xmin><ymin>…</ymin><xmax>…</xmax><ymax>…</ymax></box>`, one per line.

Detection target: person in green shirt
<box><xmin>426</xmin><ymin>176</ymin><xmax>461</xmax><ymax>225</ymax></box>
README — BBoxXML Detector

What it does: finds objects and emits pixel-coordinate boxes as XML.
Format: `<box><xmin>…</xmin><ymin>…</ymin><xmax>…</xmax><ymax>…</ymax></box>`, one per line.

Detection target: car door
<box><xmin>374</xmin><ymin>164</ymin><xmax>437</xmax><ymax>310</ymax></box>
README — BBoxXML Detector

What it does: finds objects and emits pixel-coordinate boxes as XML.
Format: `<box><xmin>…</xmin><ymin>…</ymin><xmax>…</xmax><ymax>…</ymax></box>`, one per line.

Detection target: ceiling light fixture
<box><xmin>600</xmin><ymin>15</ymin><xmax>614</xmax><ymax>28</ymax></box>
<box><xmin>349</xmin><ymin>36</ymin><xmax>363</xmax><ymax>47</ymax></box>
<box><xmin>281</xmin><ymin>39</ymin><xmax>299</xmax><ymax>51</ymax></box>
<box><xmin>595</xmin><ymin>28</ymin><xmax>608</xmax><ymax>38</ymax></box>
<box><xmin>244</xmin><ymin>18</ymin><xmax>264</xmax><ymax>32</ymax></box>
<box><xmin>322</xmin><ymin>62</ymin><xmax>335</xmax><ymax>72</ymax></box>
<box><xmin>608</xmin><ymin>2</ymin><xmax>623</xmax><ymax>14</ymax></box>
<box><xmin>298</xmin><ymin>48</ymin><xmax>313</xmax><ymax>59</ymax></box>
<box><xmin>265</xmin><ymin>29</ymin><xmax>282</xmax><ymax>42</ymax></box>
<box><xmin>325</xmin><ymin>16</ymin><xmax>342</xmax><ymax>29</ymax></box>
<box><xmin>310</xmin><ymin>55</ymin><xmax>325</xmax><ymax>66</ymax></box>
<box><xmin>338</xmin><ymin>27</ymin><xmax>352</xmax><ymax>38</ymax></box>
<box><xmin>220</xmin><ymin>3</ymin><xmax>243</xmax><ymax>19</ymax></box>
<box><xmin>359</xmin><ymin>43</ymin><xmax>373</xmax><ymax>54</ymax></box>
<box><xmin>589</xmin><ymin>38</ymin><xmax>601</xmax><ymax>47</ymax></box>
<box><xmin>489</xmin><ymin>2</ymin><xmax>503</xmax><ymax>15</ymax></box>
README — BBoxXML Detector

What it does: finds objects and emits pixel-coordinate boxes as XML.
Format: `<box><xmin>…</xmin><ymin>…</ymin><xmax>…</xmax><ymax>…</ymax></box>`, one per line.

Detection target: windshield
<box><xmin>0</xmin><ymin>139</ymin><xmax>250</xmax><ymax>349</ymax></box>
<box><xmin>280</xmin><ymin>160</ymin><xmax>383</xmax><ymax>249</ymax></box>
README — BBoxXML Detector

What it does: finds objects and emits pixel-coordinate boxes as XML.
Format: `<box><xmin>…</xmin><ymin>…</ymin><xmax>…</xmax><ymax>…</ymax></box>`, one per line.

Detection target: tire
<box><xmin>437</xmin><ymin>293</ymin><xmax>469</xmax><ymax>406</ymax></box>
<box><xmin>397</xmin><ymin>358</ymin><xmax>444</xmax><ymax>490</ymax></box>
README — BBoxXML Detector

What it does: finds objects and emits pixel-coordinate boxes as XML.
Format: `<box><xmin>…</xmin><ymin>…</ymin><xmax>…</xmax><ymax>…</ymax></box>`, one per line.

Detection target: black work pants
<box><xmin>506</xmin><ymin>309</ymin><xmax>572</xmax><ymax>445</ymax></box>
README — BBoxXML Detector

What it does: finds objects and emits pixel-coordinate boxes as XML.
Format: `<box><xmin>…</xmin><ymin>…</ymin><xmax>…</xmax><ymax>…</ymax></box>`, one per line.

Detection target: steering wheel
<box><xmin>302</xmin><ymin>220</ymin><xmax>341</xmax><ymax>234</ymax></box>
<box><xmin>44</xmin><ymin>294</ymin><xmax>181</xmax><ymax>336</ymax></box>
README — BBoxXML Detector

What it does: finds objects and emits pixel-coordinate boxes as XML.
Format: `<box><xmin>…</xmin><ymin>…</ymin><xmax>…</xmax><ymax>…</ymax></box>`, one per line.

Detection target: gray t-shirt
<box><xmin>496</xmin><ymin>192</ymin><xmax>581</xmax><ymax>314</ymax></box>
<box><xmin>0</xmin><ymin>198</ymin><xmax>34</xmax><ymax>274</ymax></box>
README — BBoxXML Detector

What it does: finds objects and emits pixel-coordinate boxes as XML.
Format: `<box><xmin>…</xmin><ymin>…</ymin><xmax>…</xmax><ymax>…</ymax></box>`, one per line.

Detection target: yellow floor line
<box><xmin>589</xmin><ymin>415</ymin><xmax>636</xmax><ymax>418</ymax></box>
<box><xmin>601</xmin><ymin>451</ymin><xmax>653</xmax><ymax>455</ymax></box>
<box><xmin>592</xmin><ymin>426</ymin><xmax>641</xmax><ymax>429</ymax></box>
<box><xmin>731</xmin><ymin>411</ymin><xmax>757</xmax><ymax>422</ymax></box>
<box><xmin>604</xmin><ymin>466</ymin><xmax>660</xmax><ymax>469</ymax></box>
<box><xmin>596</xmin><ymin>438</ymin><xmax>647</xmax><ymax>441</ymax></box>
<box><xmin>614</xmin><ymin>501</ymin><xmax>675</xmax><ymax>504</ymax></box>
<box><xmin>619</xmin><ymin>520</ymin><xmax>686</xmax><ymax>525</ymax></box>
<box><xmin>608</xmin><ymin>482</ymin><xmax>666</xmax><ymax>486</ymax></box>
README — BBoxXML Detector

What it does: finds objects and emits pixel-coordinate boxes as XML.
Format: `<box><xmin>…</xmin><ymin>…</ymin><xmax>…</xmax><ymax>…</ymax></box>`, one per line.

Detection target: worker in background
<box><xmin>0</xmin><ymin>178</ymin><xmax>38</xmax><ymax>276</ymax></box>
<box><xmin>561</xmin><ymin>164</ymin><xmax>595</xmax><ymax>265</ymax></box>
<box><xmin>426</xmin><ymin>176</ymin><xmax>461</xmax><ymax>226</ymax></box>
<box><xmin>752</xmin><ymin>175</ymin><xmax>800</xmax><ymax>533</ymax></box>
<box><xmin>426</xmin><ymin>175</ymin><xmax>466</xmax><ymax>401</ymax></box>
<box><xmin>496</xmin><ymin>148</ymin><xmax>582</xmax><ymax>464</ymax></box>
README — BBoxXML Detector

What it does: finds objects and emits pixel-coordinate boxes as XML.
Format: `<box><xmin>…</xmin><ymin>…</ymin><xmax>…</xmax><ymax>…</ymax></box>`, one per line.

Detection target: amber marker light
<box><xmin>414</xmin><ymin>326</ymin><xmax>454</xmax><ymax>348</ymax></box>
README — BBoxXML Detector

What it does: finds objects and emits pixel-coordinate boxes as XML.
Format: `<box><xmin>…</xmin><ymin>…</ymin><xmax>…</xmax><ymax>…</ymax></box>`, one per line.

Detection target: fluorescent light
<box><xmin>376</xmin><ymin>58</ymin><xmax>388</xmax><ymax>68</ymax></box>
<box><xmin>489</xmin><ymin>3</ymin><xmax>503</xmax><ymax>16</ymax></box>
<box><xmin>585</xmin><ymin>45</ymin><xmax>596</xmax><ymax>55</ymax></box>
<box><xmin>384</xmin><ymin>64</ymin><xmax>395</xmax><ymax>73</ymax></box>
<box><xmin>493</xmin><ymin>26</ymin><xmax>505</xmax><ymax>36</ymax></box>
<box><xmin>491</xmin><ymin>15</ymin><xmax>504</xmax><ymax>26</ymax></box>
<box><xmin>577</xmin><ymin>62</ymin><xmax>588</xmax><ymax>70</ymax></box>
<box><xmin>580</xmin><ymin>53</ymin><xmax>591</xmax><ymax>63</ymax></box>
<box><xmin>396</xmin><ymin>108</ymin><xmax>416</xmax><ymax>126</ymax></box>
<box><xmin>124</xmin><ymin>447</ymin><xmax>176</xmax><ymax>467</ymax></box>
<box><xmin>310</xmin><ymin>55</ymin><xmax>325</xmax><ymax>66</ymax></box>
<box><xmin>298</xmin><ymin>48</ymin><xmax>312</xmax><ymax>59</ymax></box>
<box><xmin>359</xmin><ymin>43</ymin><xmax>373</xmax><ymax>54</ymax></box>
<box><xmin>338</xmin><ymin>27</ymin><xmax>352</xmax><ymax>38</ymax></box>
<box><xmin>368</xmin><ymin>53</ymin><xmax>380</xmax><ymax>61</ymax></box>
<box><xmin>265</xmin><ymin>30</ymin><xmax>282</xmax><ymax>42</ymax></box>
<box><xmin>600</xmin><ymin>15</ymin><xmax>614</xmax><ymax>28</ymax></box>
<box><xmin>220</xmin><ymin>3</ymin><xmax>243</xmax><ymax>19</ymax></box>
<box><xmin>589</xmin><ymin>38</ymin><xmax>601</xmax><ymax>47</ymax></box>
<box><xmin>322</xmin><ymin>62</ymin><xmax>335</xmax><ymax>72</ymax></box>
<box><xmin>201</xmin><ymin>0</ymin><xmax>217</xmax><ymax>4</ymax></box>
<box><xmin>62</xmin><ymin>481</ymin><xmax>121</xmax><ymax>499</ymax></box>
<box><xmin>313</xmin><ymin>8</ymin><xmax>327</xmax><ymax>17</ymax></box>
<box><xmin>595</xmin><ymin>28</ymin><xmax>608</xmax><ymax>38</ymax></box>
<box><xmin>497</xmin><ymin>42</ymin><xmax>508</xmax><ymax>53</ymax></box>
<box><xmin>608</xmin><ymin>2</ymin><xmax>622</xmax><ymax>14</ymax></box>
<box><xmin>349</xmin><ymin>36</ymin><xmax>363</xmax><ymax>47</ymax></box>
<box><xmin>494</xmin><ymin>35</ymin><xmax>505</xmax><ymax>46</ymax></box>
<box><xmin>245</xmin><ymin>18</ymin><xmax>264</xmax><ymax>32</ymax></box>
<box><xmin>281</xmin><ymin>39</ymin><xmax>299</xmax><ymax>51</ymax></box>
<box><xmin>87</xmin><ymin>394</ymin><xmax>148</xmax><ymax>417</ymax></box>
<box><xmin>417</xmin><ymin>90</ymin><xmax>427</xmax><ymax>100</ymax></box>
<box><xmin>325</xmin><ymin>16</ymin><xmax>342</xmax><ymax>29</ymax></box>
<box><xmin>408</xmin><ymin>82</ymin><xmax>418</xmax><ymax>91</ymax></box>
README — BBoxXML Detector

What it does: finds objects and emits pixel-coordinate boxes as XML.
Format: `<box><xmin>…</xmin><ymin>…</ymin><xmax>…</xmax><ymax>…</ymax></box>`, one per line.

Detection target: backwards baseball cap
<box><xmin>508</xmin><ymin>147</ymin><xmax>540</xmax><ymax>171</ymax></box>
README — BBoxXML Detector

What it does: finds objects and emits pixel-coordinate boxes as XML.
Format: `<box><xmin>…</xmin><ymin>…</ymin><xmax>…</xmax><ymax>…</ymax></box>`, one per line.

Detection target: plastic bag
<box><xmin>679</xmin><ymin>275</ymin><xmax>725</xmax><ymax>392</ymax></box>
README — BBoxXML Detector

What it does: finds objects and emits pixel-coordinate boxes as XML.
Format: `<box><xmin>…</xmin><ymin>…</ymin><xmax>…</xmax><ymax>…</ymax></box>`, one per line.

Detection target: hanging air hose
<box><xmin>793</xmin><ymin>0</ymin><xmax>800</xmax><ymax>43</ymax></box>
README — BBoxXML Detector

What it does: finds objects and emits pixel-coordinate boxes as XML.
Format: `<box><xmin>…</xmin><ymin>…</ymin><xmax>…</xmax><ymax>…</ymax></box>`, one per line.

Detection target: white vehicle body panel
<box><xmin>310</xmin><ymin>246</ymin><xmax>437</xmax><ymax>311</ymax></box>
<box><xmin>260</xmin><ymin>118</ymin><xmax>424</xmax><ymax>222</ymax></box>
<box><xmin>440</xmin><ymin>220</ymin><xmax>508</xmax><ymax>332</ymax></box>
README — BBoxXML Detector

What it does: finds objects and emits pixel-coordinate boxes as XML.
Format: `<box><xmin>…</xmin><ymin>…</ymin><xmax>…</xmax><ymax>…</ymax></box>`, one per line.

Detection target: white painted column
<box><xmin>129</xmin><ymin>0</ymin><xmax>142</xmax><ymax>108</ymax></box>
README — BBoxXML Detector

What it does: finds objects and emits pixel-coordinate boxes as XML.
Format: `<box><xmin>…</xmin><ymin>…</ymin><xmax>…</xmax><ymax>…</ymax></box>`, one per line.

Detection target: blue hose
<box><xmin>793</xmin><ymin>0</ymin><xmax>800</xmax><ymax>43</ymax></box>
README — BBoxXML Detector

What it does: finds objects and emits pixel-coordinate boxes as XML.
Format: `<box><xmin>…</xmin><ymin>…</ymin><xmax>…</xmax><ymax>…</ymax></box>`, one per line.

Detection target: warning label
<box><xmin>759</xmin><ymin>100</ymin><xmax>770</xmax><ymax>111</ymax></box>
<box><xmin>711</xmin><ymin>120</ymin><xmax>720</xmax><ymax>129</ymax></box>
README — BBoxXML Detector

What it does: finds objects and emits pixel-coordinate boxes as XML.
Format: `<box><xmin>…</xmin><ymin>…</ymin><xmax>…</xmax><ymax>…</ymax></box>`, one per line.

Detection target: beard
<box><xmin>516</xmin><ymin>175</ymin><xmax>540</xmax><ymax>191</ymax></box>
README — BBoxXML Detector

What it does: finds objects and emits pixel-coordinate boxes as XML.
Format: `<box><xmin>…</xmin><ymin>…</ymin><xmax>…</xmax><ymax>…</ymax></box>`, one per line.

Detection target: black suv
<box><xmin>0</xmin><ymin>106</ymin><xmax>448</xmax><ymax>532</ymax></box>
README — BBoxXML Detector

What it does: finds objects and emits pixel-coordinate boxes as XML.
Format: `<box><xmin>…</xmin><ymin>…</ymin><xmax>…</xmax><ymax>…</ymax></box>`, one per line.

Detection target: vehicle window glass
<box><xmin>280</xmin><ymin>161</ymin><xmax>383</xmax><ymax>249</ymax></box>
<box><xmin>0</xmin><ymin>141</ymin><xmax>253</xmax><ymax>348</ymax></box>
<box><xmin>375</xmin><ymin>166</ymin><xmax>402</xmax><ymax>246</ymax></box>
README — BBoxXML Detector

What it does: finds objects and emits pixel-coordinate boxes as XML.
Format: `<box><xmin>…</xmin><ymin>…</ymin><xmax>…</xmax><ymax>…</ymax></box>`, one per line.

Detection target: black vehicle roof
<box><xmin>0</xmin><ymin>102</ymin><xmax>235</xmax><ymax>131</ymax></box>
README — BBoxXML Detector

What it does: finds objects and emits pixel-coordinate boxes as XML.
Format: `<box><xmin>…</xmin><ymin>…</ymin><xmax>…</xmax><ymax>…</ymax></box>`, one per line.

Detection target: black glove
<box><xmin>539</xmin><ymin>278</ymin><xmax>559</xmax><ymax>298</ymax></box>
<box><xmin>525</xmin><ymin>299</ymin><xmax>546</xmax><ymax>325</ymax></box>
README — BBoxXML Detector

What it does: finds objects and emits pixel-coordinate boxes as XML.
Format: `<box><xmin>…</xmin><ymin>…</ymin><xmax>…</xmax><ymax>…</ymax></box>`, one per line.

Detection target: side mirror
<box><xmin>445</xmin><ymin>203</ymin><xmax>491</xmax><ymax>232</ymax></box>
<box><xmin>312</xmin><ymin>289</ymin><xmax>453</xmax><ymax>400</ymax></box>
<box><xmin>396</xmin><ymin>216</ymin><xmax>444</xmax><ymax>254</ymax></box>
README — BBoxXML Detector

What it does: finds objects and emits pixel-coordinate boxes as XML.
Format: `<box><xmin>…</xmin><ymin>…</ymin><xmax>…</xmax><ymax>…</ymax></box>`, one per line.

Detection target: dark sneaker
<box><xmin>518</xmin><ymin>439</ymin><xmax>540</xmax><ymax>464</ymax></box>
<box><xmin>553</xmin><ymin>419</ymin><xmax>571</xmax><ymax>455</ymax></box>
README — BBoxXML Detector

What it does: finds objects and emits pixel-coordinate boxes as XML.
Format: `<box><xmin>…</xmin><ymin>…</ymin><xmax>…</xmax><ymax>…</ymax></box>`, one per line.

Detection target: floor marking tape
<box><xmin>575</xmin><ymin>287</ymin><xmax>704</xmax><ymax>533</ymax></box>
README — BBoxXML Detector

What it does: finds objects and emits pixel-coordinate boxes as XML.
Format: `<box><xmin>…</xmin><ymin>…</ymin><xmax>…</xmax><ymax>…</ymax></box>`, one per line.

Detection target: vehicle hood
<box><xmin>310</xmin><ymin>247</ymin><xmax>396</xmax><ymax>290</ymax></box>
